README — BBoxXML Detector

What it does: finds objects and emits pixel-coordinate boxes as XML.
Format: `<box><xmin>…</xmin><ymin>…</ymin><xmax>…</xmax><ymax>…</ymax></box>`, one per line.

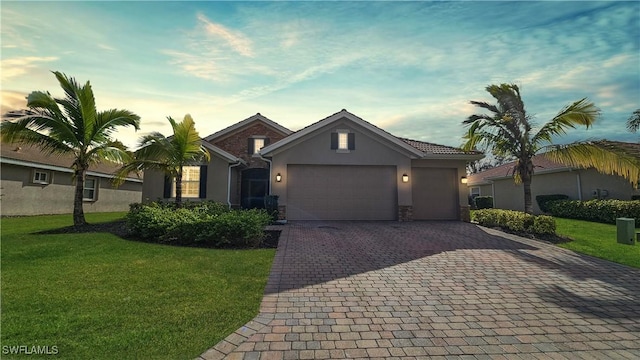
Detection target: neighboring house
<box><xmin>467</xmin><ymin>148</ymin><xmax>640</xmax><ymax>214</ymax></box>
<box><xmin>1</xmin><ymin>143</ymin><xmax>143</xmax><ymax>216</ymax></box>
<box><xmin>143</xmin><ymin>109</ymin><xmax>482</xmax><ymax>221</ymax></box>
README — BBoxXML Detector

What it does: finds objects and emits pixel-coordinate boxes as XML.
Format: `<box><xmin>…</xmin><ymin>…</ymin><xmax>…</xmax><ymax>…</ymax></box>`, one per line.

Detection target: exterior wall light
<box><xmin>402</xmin><ymin>174</ymin><xmax>409</xmax><ymax>183</ymax></box>
<box><xmin>275</xmin><ymin>173</ymin><xmax>282</xmax><ymax>182</ymax></box>
<box><xmin>461</xmin><ymin>176</ymin><xmax>468</xmax><ymax>184</ymax></box>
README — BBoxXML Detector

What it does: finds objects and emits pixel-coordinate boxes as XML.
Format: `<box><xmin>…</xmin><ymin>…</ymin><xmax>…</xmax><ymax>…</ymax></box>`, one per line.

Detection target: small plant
<box><xmin>474</xmin><ymin>196</ymin><xmax>494</xmax><ymax>209</ymax></box>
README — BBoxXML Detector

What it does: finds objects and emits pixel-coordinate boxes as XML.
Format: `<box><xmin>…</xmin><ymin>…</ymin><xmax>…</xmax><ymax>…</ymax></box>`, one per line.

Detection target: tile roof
<box><xmin>1</xmin><ymin>142</ymin><xmax>142</xmax><ymax>180</ymax></box>
<box><xmin>400</xmin><ymin>138</ymin><xmax>481</xmax><ymax>156</ymax></box>
<box><xmin>467</xmin><ymin>154</ymin><xmax>571</xmax><ymax>185</ymax></box>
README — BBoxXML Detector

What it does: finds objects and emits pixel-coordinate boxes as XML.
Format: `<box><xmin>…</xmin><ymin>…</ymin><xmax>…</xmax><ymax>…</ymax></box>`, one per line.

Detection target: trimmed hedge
<box><xmin>472</xmin><ymin>209</ymin><xmax>556</xmax><ymax>235</ymax></box>
<box><xmin>126</xmin><ymin>202</ymin><xmax>272</xmax><ymax>247</ymax></box>
<box><xmin>536</xmin><ymin>194</ymin><xmax>569</xmax><ymax>213</ymax></box>
<box><xmin>474</xmin><ymin>196</ymin><xmax>494</xmax><ymax>209</ymax></box>
<box><xmin>547</xmin><ymin>199</ymin><xmax>640</xmax><ymax>225</ymax></box>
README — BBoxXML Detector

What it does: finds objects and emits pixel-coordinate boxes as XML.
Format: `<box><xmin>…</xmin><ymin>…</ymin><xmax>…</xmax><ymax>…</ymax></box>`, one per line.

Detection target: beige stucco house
<box><xmin>467</xmin><ymin>152</ymin><xmax>640</xmax><ymax>214</ymax></box>
<box><xmin>143</xmin><ymin>109</ymin><xmax>482</xmax><ymax>221</ymax></box>
<box><xmin>1</xmin><ymin>143</ymin><xmax>143</xmax><ymax>216</ymax></box>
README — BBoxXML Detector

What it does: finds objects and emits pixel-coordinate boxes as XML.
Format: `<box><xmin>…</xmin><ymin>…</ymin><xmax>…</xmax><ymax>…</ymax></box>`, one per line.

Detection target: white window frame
<box><xmin>335</xmin><ymin>129</ymin><xmax>351</xmax><ymax>153</ymax></box>
<box><xmin>32</xmin><ymin>170</ymin><xmax>50</xmax><ymax>185</ymax></box>
<box><xmin>172</xmin><ymin>166</ymin><xmax>200</xmax><ymax>198</ymax></box>
<box><xmin>83</xmin><ymin>177</ymin><xmax>98</xmax><ymax>201</ymax></box>
<box><xmin>470</xmin><ymin>187</ymin><xmax>481</xmax><ymax>197</ymax></box>
<box><xmin>253</xmin><ymin>138</ymin><xmax>265</xmax><ymax>154</ymax></box>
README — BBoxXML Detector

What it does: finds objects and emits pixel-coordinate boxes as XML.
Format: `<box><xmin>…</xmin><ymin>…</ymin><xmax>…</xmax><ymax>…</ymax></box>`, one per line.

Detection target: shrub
<box><xmin>536</xmin><ymin>194</ymin><xmax>569</xmax><ymax>213</ymax></box>
<box><xmin>474</xmin><ymin>196</ymin><xmax>494</xmax><ymax>209</ymax></box>
<box><xmin>126</xmin><ymin>202</ymin><xmax>271</xmax><ymax>247</ymax></box>
<box><xmin>472</xmin><ymin>209</ymin><xmax>556</xmax><ymax>236</ymax></box>
<box><xmin>632</xmin><ymin>195</ymin><xmax>640</xmax><ymax>201</ymax></box>
<box><xmin>547</xmin><ymin>199</ymin><xmax>640</xmax><ymax>225</ymax></box>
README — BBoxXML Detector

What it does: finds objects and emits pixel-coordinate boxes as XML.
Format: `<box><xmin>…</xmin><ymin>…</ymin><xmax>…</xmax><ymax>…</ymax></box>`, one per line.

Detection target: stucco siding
<box><xmin>1</xmin><ymin>163</ymin><xmax>141</xmax><ymax>216</ymax></box>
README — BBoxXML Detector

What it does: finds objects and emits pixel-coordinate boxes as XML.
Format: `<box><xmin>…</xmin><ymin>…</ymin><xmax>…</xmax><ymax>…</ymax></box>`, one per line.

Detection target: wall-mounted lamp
<box><xmin>402</xmin><ymin>174</ymin><xmax>409</xmax><ymax>183</ymax></box>
<box><xmin>460</xmin><ymin>176</ymin><xmax>468</xmax><ymax>184</ymax></box>
<box><xmin>275</xmin><ymin>173</ymin><xmax>282</xmax><ymax>182</ymax></box>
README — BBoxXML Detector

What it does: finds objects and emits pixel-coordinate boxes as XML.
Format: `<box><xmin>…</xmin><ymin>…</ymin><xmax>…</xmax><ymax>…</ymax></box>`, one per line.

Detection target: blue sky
<box><xmin>2</xmin><ymin>1</ymin><xmax>639</xmax><ymax>150</ymax></box>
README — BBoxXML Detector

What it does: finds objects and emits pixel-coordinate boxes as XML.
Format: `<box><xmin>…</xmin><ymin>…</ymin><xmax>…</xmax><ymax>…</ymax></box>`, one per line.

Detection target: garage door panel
<box><xmin>412</xmin><ymin>168</ymin><xmax>458</xmax><ymax>220</ymax></box>
<box><xmin>287</xmin><ymin>165</ymin><xmax>397</xmax><ymax>220</ymax></box>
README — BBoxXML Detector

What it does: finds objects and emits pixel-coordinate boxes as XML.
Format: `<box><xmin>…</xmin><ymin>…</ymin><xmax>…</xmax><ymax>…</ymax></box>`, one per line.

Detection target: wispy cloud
<box><xmin>196</xmin><ymin>13</ymin><xmax>253</xmax><ymax>57</ymax></box>
<box><xmin>1</xmin><ymin>56</ymin><xmax>58</xmax><ymax>82</ymax></box>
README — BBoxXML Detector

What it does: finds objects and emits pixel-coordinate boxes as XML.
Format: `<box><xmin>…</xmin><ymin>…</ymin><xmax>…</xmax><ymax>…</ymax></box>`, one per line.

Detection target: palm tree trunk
<box><xmin>175</xmin><ymin>168</ymin><xmax>183</xmax><ymax>208</ymax></box>
<box><xmin>73</xmin><ymin>169</ymin><xmax>87</xmax><ymax>226</ymax></box>
<box><xmin>523</xmin><ymin>177</ymin><xmax>533</xmax><ymax>214</ymax></box>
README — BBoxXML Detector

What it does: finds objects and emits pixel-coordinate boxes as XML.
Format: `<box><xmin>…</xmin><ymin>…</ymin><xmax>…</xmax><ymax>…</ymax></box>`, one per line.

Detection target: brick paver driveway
<box><xmin>200</xmin><ymin>221</ymin><xmax>640</xmax><ymax>359</ymax></box>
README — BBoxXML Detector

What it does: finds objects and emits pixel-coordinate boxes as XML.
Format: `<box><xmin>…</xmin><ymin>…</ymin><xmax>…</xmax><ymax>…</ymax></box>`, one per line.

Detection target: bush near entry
<box><xmin>126</xmin><ymin>201</ymin><xmax>272</xmax><ymax>247</ymax></box>
<box><xmin>472</xmin><ymin>209</ymin><xmax>556</xmax><ymax>235</ymax></box>
<box><xmin>474</xmin><ymin>196</ymin><xmax>494</xmax><ymax>209</ymax></box>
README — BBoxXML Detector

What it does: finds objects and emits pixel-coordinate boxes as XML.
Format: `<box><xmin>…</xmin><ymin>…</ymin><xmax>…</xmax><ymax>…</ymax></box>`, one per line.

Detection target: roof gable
<box><xmin>203</xmin><ymin>113</ymin><xmax>292</xmax><ymax>142</ymax></box>
<box><xmin>200</xmin><ymin>141</ymin><xmax>243</xmax><ymax>164</ymax></box>
<box><xmin>260</xmin><ymin>109</ymin><xmax>426</xmax><ymax>158</ymax></box>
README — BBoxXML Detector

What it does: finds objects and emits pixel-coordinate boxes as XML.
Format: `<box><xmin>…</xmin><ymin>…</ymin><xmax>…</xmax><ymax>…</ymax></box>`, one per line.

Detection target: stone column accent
<box><xmin>277</xmin><ymin>205</ymin><xmax>286</xmax><ymax>221</ymax></box>
<box><xmin>398</xmin><ymin>205</ymin><xmax>413</xmax><ymax>222</ymax></box>
<box><xmin>460</xmin><ymin>205</ymin><xmax>471</xmax><ymax>222</ymax></box>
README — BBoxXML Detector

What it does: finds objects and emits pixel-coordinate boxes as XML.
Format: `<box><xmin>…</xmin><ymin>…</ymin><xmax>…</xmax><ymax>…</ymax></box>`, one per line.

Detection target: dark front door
<box><xmin>241</xmin><ymin>168</ymin><xmax>269</xmax><ymax>209</ymax></box>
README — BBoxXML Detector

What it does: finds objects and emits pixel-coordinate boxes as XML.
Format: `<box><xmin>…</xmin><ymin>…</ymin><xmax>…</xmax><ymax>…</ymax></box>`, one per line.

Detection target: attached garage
<box><xmin>287</xmin><ymin>165</ymin><xmax>397</xmax><ymax>220</ymax></box>
<box><xmin>412</xmin><ymin>167</ymin><xmax>458</xmax><ymax>220</ymax></box>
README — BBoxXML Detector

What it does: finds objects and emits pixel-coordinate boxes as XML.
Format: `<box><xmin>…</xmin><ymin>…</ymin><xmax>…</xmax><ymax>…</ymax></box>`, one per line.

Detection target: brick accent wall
<box><xmin>398</xmin><ymin>205</ymin><xmax>413</xmax><ymax>222</ymax></box>
<box><xmin>209</xmin><ymin>122</ymin><xmax>288</xmax><ymax>168</ymax></box>
<box><xmin>460</xmin><ymin>205</ymin><xmax>471</xmax><ymax>222</ymax></box>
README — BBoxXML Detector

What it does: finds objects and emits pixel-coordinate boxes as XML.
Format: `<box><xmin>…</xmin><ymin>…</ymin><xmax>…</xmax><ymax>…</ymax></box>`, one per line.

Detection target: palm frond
<box><xmin>532</xmin><ymin>98</ymin><xmax>600</xmax><ymax>145</ymax></box>
<box><xmin>543</xmin><ymin>141</ymin><xmax>640</xmax><ymax>185</ymax></box>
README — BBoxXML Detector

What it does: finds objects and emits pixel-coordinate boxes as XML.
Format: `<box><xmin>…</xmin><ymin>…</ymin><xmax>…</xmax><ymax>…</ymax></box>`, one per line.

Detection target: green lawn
<box><xmin>555</xmin><ymin>217</ymin><xmax>640</xmax><ymax>268</ymax></box>
<box><xmin>1</xmin><ymin>213</ymin><xmax>275</xmax><ymax>359</ymax></box>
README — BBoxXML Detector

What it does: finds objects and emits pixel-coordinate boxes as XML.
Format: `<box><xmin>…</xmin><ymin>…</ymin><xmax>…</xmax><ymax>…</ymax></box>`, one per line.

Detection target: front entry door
<box><xmin>241</xmin><ymin>168</ymin><xmax>269</xmax><ymax>208</ymax></box>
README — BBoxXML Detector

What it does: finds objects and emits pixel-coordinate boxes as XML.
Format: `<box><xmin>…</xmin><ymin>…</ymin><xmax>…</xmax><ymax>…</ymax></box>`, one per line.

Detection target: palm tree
<box><xmin>1</xmin><ymin>71</ymin><xmax>140</xmax><ymax>226</ymax></box>
<box><xmin>117</xmin><ymin>114</ymin><xmax>209</xmax><ymax>207</ymax></box>
<box><xmin>627</xmin><ymin>109</ymin><xmax>639</xmax><ymax>133</ymax></box>
<box><xmin>462</xmin><ymin>83</ymin><xmax>639</xmax><ymax>214</ymax></box>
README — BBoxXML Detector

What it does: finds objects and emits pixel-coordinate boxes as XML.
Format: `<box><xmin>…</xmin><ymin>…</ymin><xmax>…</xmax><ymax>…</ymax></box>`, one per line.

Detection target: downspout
<box><xmin>491</xmin><ymin>181</ymin><xmax>496</xmax><ymax>207</ymax></box>
<box><xmin>227</xmin><ymin>161</ymin><xmax>243</xmax><ymax>209</ymax></box>
<box><xmin>257</xmin><ymin>153</ymin><xmax>273</xmax><ymax>194</ymax></box>
<box><xmin>576</xmin><ymin>171</ymin><xmax>583</xmax><ymax>201</ymax></box>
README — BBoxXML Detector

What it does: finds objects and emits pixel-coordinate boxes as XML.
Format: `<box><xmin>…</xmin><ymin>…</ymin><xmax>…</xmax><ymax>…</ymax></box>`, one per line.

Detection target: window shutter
<box><xmin>348</xmin><ymin>133</ymin><xmax>355</xmax><ymax>150</ymax></box>
<box><xmin>264</xmin><ymin>138</ymin><xmax>270</xmax><ymax>146</ymax></box>
<box><xmin>248</xmin><ymin>138</ymin><xmax>254</xmax><ymax>154</ymax></box>
<box><xmin>199</xmin><ymin>165</ymin><xmax>207</xmax><ymax>199</ymax></box>
<box><xmin>330</xmin><ymin>133</ymin><xmax>338</xmax><ymax>149</ymax></box>
<box><xmin>163</xmin><ymin>175</ymin><xmax>171</xmax><ymax>198</ymax></box>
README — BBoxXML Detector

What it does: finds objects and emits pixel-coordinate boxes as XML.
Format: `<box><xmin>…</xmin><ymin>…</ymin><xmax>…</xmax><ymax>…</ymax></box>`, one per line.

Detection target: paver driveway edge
<box><xmin>196</xmin><ymin>224</ymin><xmax>291</xmax><ymax>360</ymax></box>
<box><xmin>196</xmin><ymin>222</ymin><xmax>640</xmax><ymax>360</ymax></box>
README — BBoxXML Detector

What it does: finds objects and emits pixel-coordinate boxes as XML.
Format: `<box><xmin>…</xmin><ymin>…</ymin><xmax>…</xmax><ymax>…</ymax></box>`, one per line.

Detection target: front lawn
<box><xmin>1</xmin><ymin>212</ymin><xmax>275</xmax><ymax>359</ymax></box>
<box><xmin>554</xmin><ymin>217</ymin><xmax>639</xmax><ymax>268</ymax></box>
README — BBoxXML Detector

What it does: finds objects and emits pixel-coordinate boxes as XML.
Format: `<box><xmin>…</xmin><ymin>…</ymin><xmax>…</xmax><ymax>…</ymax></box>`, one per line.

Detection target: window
<box><xmin>331</xmin><ymin>131</ymin><xmax>355</xmax><ymax>152</ymax></box>
<box><xmin>33</xmin><ymin>170</ymin><xmax>50</xmax><ymax>184</ymax></box>
<box><xmin>172</xmin><ymin>166</ymin><xmax>200</xmax><ymax>198</ymax></box>
<box><xmin>248</xmin><ymin>137</ymin><xmax>269</xmax><ymax>154</ymax></box>
<box><xmin>83</xmin><ymin>178</ymin><xmax>98</xmax><ymax>201</ymax></box>
<box><xmin>470</xmin><ymin>187</ymin><xmax>481</xmax><ymax>197</ymax></box>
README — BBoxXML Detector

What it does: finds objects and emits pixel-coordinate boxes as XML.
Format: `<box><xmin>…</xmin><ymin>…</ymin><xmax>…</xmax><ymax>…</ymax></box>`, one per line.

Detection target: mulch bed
<box><xmin>37</xmin><ymin>221</ymin><xmax>281</xmax><ymax>249</ymax></box>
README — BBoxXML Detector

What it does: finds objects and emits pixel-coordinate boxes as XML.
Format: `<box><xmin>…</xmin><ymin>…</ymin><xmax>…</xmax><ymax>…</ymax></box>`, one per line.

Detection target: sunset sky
<box><xmin>2</xmin><ymin>1</ymin><xmax>638</xmax><ymax>149</ymax></box>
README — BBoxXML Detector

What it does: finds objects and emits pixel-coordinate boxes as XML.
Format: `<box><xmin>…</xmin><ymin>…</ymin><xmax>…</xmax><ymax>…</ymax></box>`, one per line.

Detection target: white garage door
<box><xmin>287</xmin><ymin>165</ymin><xmax>397</xmax><ymax>220</ymax></box>
<box><xmin>412</xmin><ymin>168</ymin><xmax>458</xmax><ymax>220</ymax></box>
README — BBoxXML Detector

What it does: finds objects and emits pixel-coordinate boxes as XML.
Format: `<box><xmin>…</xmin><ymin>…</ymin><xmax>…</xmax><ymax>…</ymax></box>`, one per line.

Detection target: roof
<box><xmin>467</xmin><ymin>141</ymin><xmax>640</xmax><ymax>186</ymax></box>
<box><xmin>261</xmin><ymin>109</ymin><xmax>481</xmax><ymax>160</ymax></box>
<box><xmin>400</xmin><ymin>138</ymin><xmax>482</xmax><ymax>156</ymax></box>
<box><xmin>1</xmin><ymin>142</ymin><xmax>142</xmax><ymax>182</ymax></box>
<box><xmin>200</xmin><ymin>141</ymin><xmax>243</xmax><ymax>164</ymax></box>
<box><xmin>204</xmin><ymin>113</ymin><xmax>292</xmax><ymax>142</ymax></box>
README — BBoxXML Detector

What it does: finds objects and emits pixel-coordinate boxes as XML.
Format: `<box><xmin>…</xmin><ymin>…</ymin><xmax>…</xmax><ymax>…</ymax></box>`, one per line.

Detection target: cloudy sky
<box><xmin>1</xmin><ymin>1</ymin><xmax>638</xmax><ymax>150</ymax></box>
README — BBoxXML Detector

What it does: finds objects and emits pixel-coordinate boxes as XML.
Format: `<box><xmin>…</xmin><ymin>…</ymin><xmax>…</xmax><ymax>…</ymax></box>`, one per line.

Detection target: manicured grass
<box><xmin>1</xmin><ymin>213</ymin><xmax>275</xmax><ymax>359</ymax></box>
<box><xmin>555</xmin><ymin>217</ymin><xmax>640</xmax><ymax>268</ymax></box>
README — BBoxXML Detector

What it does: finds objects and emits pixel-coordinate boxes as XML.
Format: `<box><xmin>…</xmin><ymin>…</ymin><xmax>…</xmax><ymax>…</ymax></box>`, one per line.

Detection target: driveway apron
<box><xmin>199</xmin><ymin>221</ymin><xmax>640</xmax><ymax>359</ymax></box>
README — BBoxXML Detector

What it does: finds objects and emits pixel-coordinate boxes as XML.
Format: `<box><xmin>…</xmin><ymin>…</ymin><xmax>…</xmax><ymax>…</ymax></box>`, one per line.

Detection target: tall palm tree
<box><xmin>462</xmin><ymin>83</ymin><xmax>639</xmax><ymax>214</ymax></box>
<box><xmin>1</xmin><ymin>71</ymin><xmax>140</xmax><ymax>226</ymax></box>
<box><xmin>117</xmin><ymin>114</ymin><xmax>209</xmax><ymax>207</ymax></box>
